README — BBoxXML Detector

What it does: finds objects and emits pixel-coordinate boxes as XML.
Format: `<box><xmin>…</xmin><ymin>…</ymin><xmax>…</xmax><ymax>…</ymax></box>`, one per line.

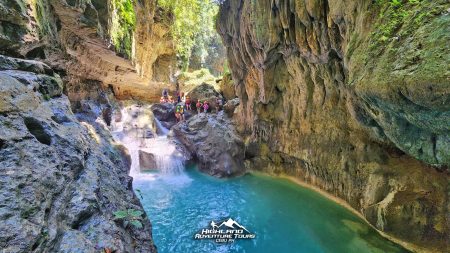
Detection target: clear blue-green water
<box><xmin>133</xmin><ymin>166</ymin><xmax>408</xmax><ymax>253</ymax></box>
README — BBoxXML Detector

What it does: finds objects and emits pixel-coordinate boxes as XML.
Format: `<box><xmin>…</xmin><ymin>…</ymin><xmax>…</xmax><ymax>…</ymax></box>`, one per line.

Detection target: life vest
<box><xmin>203</xmin><ymin>103</ymin><xmax>209</xmax><ymax>110</ymax></box>
<box><xmin>176</xmin><ymin>105</ymin><xmax>181</xmax><ymax>113</ymax></box>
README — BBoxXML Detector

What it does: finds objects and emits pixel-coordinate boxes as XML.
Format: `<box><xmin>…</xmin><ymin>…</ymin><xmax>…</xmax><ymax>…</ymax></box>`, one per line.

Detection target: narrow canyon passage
<box><xmin>0</xmin><ymin>0</ymin><xmax>448</xmax><ymax>253</ymax></box>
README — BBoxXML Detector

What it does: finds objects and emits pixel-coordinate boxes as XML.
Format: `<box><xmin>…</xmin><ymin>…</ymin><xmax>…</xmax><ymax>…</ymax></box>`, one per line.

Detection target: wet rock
<box><xmin>151</xmin><ymin>103</ymin><xmax>175</xmax><ymax>122</ymax></box>
<box><xmin>172</xmin><ymin>112</ymin><xmax>245</xmax><ymax>177</ymax></box>
<box><xmin>116</xmin><ymin>144</ymin><xmax>132</xmax><ymax>170</ymax></box>
<box><xmin>151</xmin><ymin>103</ymin><xmax>176</xmax><ymax>130</ymax></box>
<box><xmin>139</xmin><ymin>150</ymin><xmax>157</xmax><ymax>171</ymax></box>
<box><xmin>0</xmin><ymin>55</ymin><xmax>62</xmax><ymax>98</ymax></box>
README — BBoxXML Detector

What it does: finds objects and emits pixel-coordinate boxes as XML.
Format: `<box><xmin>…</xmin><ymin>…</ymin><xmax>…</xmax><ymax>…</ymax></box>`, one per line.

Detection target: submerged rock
<box><xmin>139</xmin><ymin>150</ymin><xmax>157</xmax><ymax>171</ymax></box>
<box><xmin>171</xmin><ymin>112</ymin><xmax>245</xmax><ymax>177</ymax></box>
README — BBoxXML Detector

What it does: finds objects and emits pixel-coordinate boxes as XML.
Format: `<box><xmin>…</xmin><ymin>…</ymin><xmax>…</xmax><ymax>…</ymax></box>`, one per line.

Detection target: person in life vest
<box><xmin>196</xmin><ymin>100</ymin><xmax>202</xmax><ymax>113</ymax></box>
<box><xmin>179</xmin><ymin>104</ymin><xmax>185</xmax><ymax>121</ymax></box>
<box><xmin>185</xmin><ymin>95</ymin><xmax>192</xmax><ymax>110</ymax></box>
<box><xmin>203</xmin><ymin>101</ymin><xmax>209</xmax><ymax>113</ymax></box>
<box><xmin>175</xmin><ymin>104</ymin><xmax>182</xmax><ymax>122</ymax></box>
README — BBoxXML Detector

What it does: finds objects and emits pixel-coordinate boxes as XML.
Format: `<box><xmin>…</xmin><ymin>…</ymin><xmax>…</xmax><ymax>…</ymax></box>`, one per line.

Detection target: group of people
<box><xmin>160</xmin><ymin>89</ymin><xmax>178</xmax><ymax>104</ymax></box>
<box><xmin>160</xmin><ymin>88</ymin><xmax>225</xmax><ymax>123</ymax></box>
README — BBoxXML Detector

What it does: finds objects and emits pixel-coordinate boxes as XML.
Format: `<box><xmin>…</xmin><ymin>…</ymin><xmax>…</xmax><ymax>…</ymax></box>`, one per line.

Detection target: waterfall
<box><xmin>154</xmin><ymin>117</ymin><xmax>169</xmax><ymax>136</ymax></box>
<box><xmin>111</xmin><ymin>103</ymin><xmax>185</xmax><ymax>177</ymax></box>
<box><xmin>140</xmin><ymin>136</ymin><xmax>185</xmax><ymax>175</ymax></box>
<box><xmin>156</xmin><ymin>151</ymin><xmax>185</xmax><ymax>174</ymax></box>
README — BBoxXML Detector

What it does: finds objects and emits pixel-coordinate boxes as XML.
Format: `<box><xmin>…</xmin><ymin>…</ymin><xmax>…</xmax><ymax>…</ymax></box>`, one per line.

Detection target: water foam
<box><xmin>111</xmin><ymin>104</ymin><xmax>186</xmax><ymax>180</ymax></box>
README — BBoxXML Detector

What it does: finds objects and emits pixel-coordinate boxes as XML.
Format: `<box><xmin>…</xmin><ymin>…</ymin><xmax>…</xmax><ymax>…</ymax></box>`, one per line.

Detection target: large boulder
<box><xmin>223</xmin><ymin>98</ymin><xmax>240</xmax><ymax>117</ymax></box>
<box><xmin>151</xmin><ymin>103</ymin><xmax>176</xmax><ymax>130</ymax></box>
<box><xmin>151</xmin><ymin>103</ymin><xmax>175</xmax><ymax>121</ymax></box>
<box><xmin>171</xmin><ymin>112</ymin><xmax>245</xmax><ymax>177</ymax></box>
<box><xmin>187</xmin><ymin>82</ymin><xmax>222</xmax><ymax>105</ymax></box>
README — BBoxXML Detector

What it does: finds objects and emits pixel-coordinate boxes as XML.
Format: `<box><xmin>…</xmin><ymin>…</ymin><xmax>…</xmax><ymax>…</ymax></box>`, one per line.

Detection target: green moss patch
<box><xmin>110</xmin><ymin>0</ymin><xmax>136</xmax><ymax>58</ymax></box>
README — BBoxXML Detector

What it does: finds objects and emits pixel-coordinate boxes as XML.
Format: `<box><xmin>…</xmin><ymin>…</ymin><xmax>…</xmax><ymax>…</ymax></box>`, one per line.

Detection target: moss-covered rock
<box><xmin>218</xmin><ymin>0</ymin><xmax>449</xmax><ymax>251</ymax></box>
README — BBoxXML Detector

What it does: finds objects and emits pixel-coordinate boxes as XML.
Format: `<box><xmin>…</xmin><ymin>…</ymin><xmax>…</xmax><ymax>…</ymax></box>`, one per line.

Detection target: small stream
<box><xmin>111</xmin><ymin>103</ymin><xmax>408</xmax><ymax>253</ymax></box>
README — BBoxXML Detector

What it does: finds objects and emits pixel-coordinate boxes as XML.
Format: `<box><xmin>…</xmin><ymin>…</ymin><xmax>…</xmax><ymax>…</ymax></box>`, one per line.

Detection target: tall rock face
<box><xmin>218</xmin><ymin>0</ymin><xmax>449</xmax><ymax>251</ymax></box>
<box><xmin>0</xmin><ymin>0</ymin><xmax>172</xmax><ymax>251</ymax></box>
<box><xmin>1</xmin><ymin>0</ymin><xmax>175</xmax><ymax>102</ymax></box>
<box><xmin>0</xmin><ymin>55</ymin><xmax>156</xmax><ymax>252</ymax></box>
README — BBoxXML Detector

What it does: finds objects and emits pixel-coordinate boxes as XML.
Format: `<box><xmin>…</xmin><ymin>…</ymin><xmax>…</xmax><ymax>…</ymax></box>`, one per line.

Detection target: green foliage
<box><xmin>110</xmin><ymin>0</ymin><xmax>136</xmax><ymax>58</ymax></box>
<box><xmin>369</xmin><ymin>0</ymin><xmax>429</xmax><ymax>50</ymax></box>
<box><xmin>179</xmin><ymin>68</ymin><xmax>216</xmax><ymax>86</ymax></box>
<box><xmin>158</xmin><ymin>0</ymin><xmax>221</xmax><ymax>70</ymax></box>
<box><xmin>351</xmin><ymin>0</ymin><xmax>449</xmax><ymax>88</ymax></box>
<box><xmin>31</xmin><ymin>0</ymin><xmax>57</xmax><ymax>39</ymax></box>
<box><xmin>113</xmin><ymin>209</ymin><xmax>144</xmax><ymax>229</ymax></box>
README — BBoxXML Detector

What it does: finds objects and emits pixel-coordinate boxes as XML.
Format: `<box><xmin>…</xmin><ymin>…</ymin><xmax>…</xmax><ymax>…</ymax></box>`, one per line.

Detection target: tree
<box><xmin>158</xmin><ymin>0</ymin><xmax>223</xmax><ymax>70</ymax></box>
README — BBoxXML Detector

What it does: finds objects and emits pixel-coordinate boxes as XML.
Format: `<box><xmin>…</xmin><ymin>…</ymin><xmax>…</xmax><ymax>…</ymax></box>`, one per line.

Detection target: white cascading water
<box><xmin>110</xmin><ymin>104</ymin><xmax>185</xmax><ymax>178</ymax></box>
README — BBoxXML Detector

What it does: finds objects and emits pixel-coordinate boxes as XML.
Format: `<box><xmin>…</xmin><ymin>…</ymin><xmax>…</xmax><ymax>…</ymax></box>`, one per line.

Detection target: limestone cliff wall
<box><xmin>218</xmin><ymin>0</ymin><xmax>449</xmax><ymax>251</ymax></box>
<box><xmin>0</xmin><ymin>0</ymin><xmax>173</xmax><ymax>251</ymax></box>
<box><xmin>0</xmin><ymin>55</ymin><xmax>156</xmax><ymax>252</ymax></box>
<box><xmin>1</xmin><ymin>0</ymin><xmax>175</xmax><ymax>102</ymax></box>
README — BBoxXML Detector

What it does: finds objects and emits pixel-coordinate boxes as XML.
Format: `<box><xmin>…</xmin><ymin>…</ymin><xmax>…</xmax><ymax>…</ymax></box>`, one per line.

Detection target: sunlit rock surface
<box><xmin>219</xmin><ymin>72</ymin><xmax>236</xmax><ymax>100</ymax></box>
<box><xmin>218</xmin><ymin>0</ymin><xmax>449</xmax><ymax>251</ymax></box>
<box><xmin>0</xmin><ymin>0</ymin><xmax>175</xmax><ymax>102</ymax></box>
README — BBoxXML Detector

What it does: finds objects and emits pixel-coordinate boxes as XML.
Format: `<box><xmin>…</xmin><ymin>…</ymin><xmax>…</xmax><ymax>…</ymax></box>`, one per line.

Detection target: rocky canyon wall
<box><xmin>218</xmin><ymin>0</ymin><xmax>449</xmax><ymax>251</ymax></box>
<box><xmin>0</xmin><ymin>0</ymin><xmax>173</xmax><ymax>251</ymax></box>
<box><xmin>1</xmin><ymin>0</ymin><xmax>175</xmax><ymax>103</ymax></box>
<box><xmin>0</xmin><ymin>55</ymin><xmax>157</xmax><ymax>252</ymax></box>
